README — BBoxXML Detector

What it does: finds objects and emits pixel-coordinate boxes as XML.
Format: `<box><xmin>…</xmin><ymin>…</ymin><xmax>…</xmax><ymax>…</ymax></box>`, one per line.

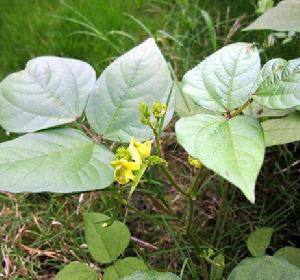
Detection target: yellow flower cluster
<box><xmin>111</xmin><ymin>138</ymin><xmax>151</xmax><ymax>184</ymax></box>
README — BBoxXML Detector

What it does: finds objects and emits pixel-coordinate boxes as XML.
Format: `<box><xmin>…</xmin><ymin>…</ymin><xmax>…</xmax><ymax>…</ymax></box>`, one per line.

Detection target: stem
<box><xmin>230</xmin><ymin>99</ymin><xmax>252</xmax><ymax>118</ymax></box>
<box><xmin>145</xmin><ymin>193</ymin><xmax>175</xmax><ymax>217</ymax></box>
<box><xmin>185</xmin><ymin>197</ymin><xmax>194</xmax><ymax>233</ymax></box>
<box><xmin>211</xmin><ymin>181</ymin><xmax>230</xmax><ymax>245</ymax></box>
<box><xmin>189</xmin><ymin>168</ymin><xmax>210</xmax><ymax>197</ymax></box>
<box><xmin>151</xmin><ymin>125</ymin><xmax>188</xmax><ymax>197</ymax></box>
<box><xmin>79</xmin><ymin>122</ymin><xmax>101</xmax><ymax>144</ymax></box>
<box><xmin>130</xmin><ymin>236</ymin><xmax>158</xmax><ymax>250</ymax></box>
<box><xmin>161</xmin><ymin>166</ymin><xmax>188</xmax><ymax>196</ymax></box>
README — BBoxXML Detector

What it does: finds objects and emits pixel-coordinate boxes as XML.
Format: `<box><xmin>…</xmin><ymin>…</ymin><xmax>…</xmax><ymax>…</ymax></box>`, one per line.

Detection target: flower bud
<box><xmin>152</xmin><ymin>101</ymin><xmax>168</xmax><ymax>118</ymax></box>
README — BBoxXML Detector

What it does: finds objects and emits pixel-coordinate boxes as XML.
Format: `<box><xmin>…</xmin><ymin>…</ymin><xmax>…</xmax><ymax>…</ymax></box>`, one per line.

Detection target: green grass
<box><xmin>0</xmin><ymin>0</ymin><xmax>167</xmax><ymax>78</ymax></box>
<box><xmin>0</xmin><ymin>0</ymin><xmax>300</xmax><ymax>279</ymax></box>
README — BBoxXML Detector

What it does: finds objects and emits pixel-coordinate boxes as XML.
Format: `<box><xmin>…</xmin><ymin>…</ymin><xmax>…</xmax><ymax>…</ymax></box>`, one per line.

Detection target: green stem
<box><xmin>230</xmin><ymin>98</ymin><xmax>252</xmax><ymax>118</ymax></box>
<box><xmin>161</xmin><ymin>166</ymin><xmax>188</xmax><ymax>196</ymax></box>
<box><xmin>185</xmin><ymin>197</ymin><xmax>194</xmax><ymax>233</ymax></box>
<box><xmin>211</xmin><ymin>181</ymin><xmax>229</xmax><ymax>245</ymax></box>
<box><xmin>151</xmin><ymin>125</ymin><xmax>189</xmax><ymax>197</ymax></box>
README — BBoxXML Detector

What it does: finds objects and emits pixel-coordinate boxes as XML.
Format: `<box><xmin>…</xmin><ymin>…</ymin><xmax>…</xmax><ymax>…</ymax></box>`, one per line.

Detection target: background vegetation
<box><xmin>0</xmin><ymin>0</ymin><xmax>299</xmax><ymax>279</ymax></box>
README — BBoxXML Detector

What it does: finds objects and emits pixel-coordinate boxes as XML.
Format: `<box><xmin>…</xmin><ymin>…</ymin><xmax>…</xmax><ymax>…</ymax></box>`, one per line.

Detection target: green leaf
<box><xmin>244</xmin><ymin>100</ymin><xmax>294</xmax><ymax>118</ymax></box>
<box><xmin>85</xmin><ymin>38</ymin><xmax>173</xmax><ymax>142</ymax></box>
<box><xmin>182</xmin><ymin>43</ymin><xmax>260</xmax><ymax>112</ymax></box>
<box><xmin>256</xmin><ymin>0</ymin><xmax>274</xmax><ymax>14</ymax></box>
<box><xmin>0</xmin><ymin>57</ymin><xmax>95</xmax><ymax>133</ymax></box>
<box><xmin>244</xmin><ymin>0</ymin><xmax>300</xmax><ymax>32</ymax></box>
<box><xmin>274</xmin><ymin>247</ymin><xmax>300</xmax><ymax>268</ymax></box>
<box><xmin>262</xmin><ymin>112</ymin><xmax>300</xmax><ymax>146</ymax></box>
<box><xmin>0</xmin><ymin>128</ymin><xmax>114</xmax><ymax>193</ymax></box>
<box><xmin>104</xmin><ymin>257</ymin><xmax>148</xmax><ymax>280</ymax></box>
<box><xmin>121</xmin><ymin>270</ymin><xmax>180</xmax><ymax>280</ymax></box>
<box><xmin>255</xmin><ymin>58</ymin><xmax>300</xmax><ymax>109</ymax></box>
<box><xmin>54</xmin><ymin>263</ymin><xmax>98</xmax><ymax>280</ymax></box>
<box><xmin>228</xmin><ymin>256</ymin><xmax>300</xmax><ymax>280</ymax></box>
<box><xmin>175</xmin><ymin>114</ymin><xmax>265</xmax><ymax>203</ymax></box>
<box><xmin>247</xmin><ymin>227</ymin><xmax>273</xmax><ymax>257</ymax></box>
<box><xmin>84</xmin><ymin>213</ymin><xmax>130</xmax><ymax>264</ymax></box>
<box><xmin>175</xmin><ymin>83</ymin><xmax>217</xmax><ymax>117</ymax></box>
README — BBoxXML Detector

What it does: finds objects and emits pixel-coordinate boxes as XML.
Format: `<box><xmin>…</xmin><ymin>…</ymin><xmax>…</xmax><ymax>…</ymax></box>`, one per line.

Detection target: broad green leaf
<box><xmin>244</xmin><ymin>100</ymin><xmax>294</xmax><ymax>117</ymax></box>
<box><xmin>104</xmin><ymin>257</ymin><xmax>147</xmax><ymax>280</ymax></box>
<box><xmin>0</xmin><ymin>128</ymin><xmax>114</xmax><ymax>193</ymax></box>
<box><xmin>245</xmin><ymin>0</ymin><xmax>300</xmax><ymax>32</ymax></box>
<box><xmin>175</xmin><ymin>114</ymin><xmax>265</xmax><ymax>203</ymax></box>
<box><xmin>85</xmin><ymin>38</ymin><xmax>173</xmax><ymax>142</ymax></box>
<box><xmin>228</xmin><ymin>256</ymin><xmax>300</xmax><ymax>280</ymax></box>
<box><xmin>0</xmin><ymin>57</ymin><xmax>95</xmax><ymax>133</ymax></box>
<box><xmin>255</xmin><ymin>58</ymin><xmax>300</xmax><ymax>109</ymax></box>
<box><xmin>84</xmin><ymin>213</ymin><xmax>130</xmax><ymax>264</ymax></box>
<box><xmin>182</xmin><ymin>43</ymin><xmax>260</xmax><ymax>112</ymax></box>
<box><xmin>121</xmin><ymin>270</ymin><xmax>180</xmax><ymax>280</ymax></box>
<box><xmin>262</xmin><ymin>112</ymin><xmax>300</xmax><ymax>146</ymax></box>
<box><xmin>247</xmin><ymin>227</ymin><xmax>273</xmax><ymax>257</ymax></box>
<box><xmin>175</xmin><ymin>83</ymin><xmax>216</xmax><ymax>117</ymax></box>
<box><xmin>274</xmin><ymin>247</ymin><xmax>300</xmax><ymax>268</ymax></box>
<box><xmin>54</xmin><ymin>263</ymin><xmax>98</xmax><ymax>280</ymax></box>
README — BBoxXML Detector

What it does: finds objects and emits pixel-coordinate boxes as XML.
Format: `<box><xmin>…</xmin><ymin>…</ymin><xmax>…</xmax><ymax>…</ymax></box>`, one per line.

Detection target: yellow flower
<box><xmin>111</xmin><ymin>159</ymin><xmax>140</xmax><ymax>184</ymax></box>
<box><xmin>128</xmin><ymin>138</ymin><xmax>151</xmax><ymax>164</ymax></box>
<box><xmin>188</xmin><ymin>155</ymin><xmax>202</xmax><ymax>169</ymax></box>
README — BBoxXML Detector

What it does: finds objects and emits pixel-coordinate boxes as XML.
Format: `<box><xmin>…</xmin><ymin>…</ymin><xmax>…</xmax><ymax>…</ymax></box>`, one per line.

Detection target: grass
<box><xmin>0</xmin><ymin>0</ymin><xmax>167</xmax><ymax>78</ymax></box>
<box><xmin>0</xmin><ymin>0</ymin><xmax>300</xmax><ymax>279</ymax></box>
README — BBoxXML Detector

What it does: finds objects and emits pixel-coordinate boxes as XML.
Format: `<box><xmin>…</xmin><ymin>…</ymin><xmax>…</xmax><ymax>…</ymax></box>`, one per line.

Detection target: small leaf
<box><xmin>175</xmin><ymin>114</ymin><xmax>265</xmax><ymax>203</ymax></box>
<box><xmin>210</xmin><ymin>254</ymin><xmax>225</xmax><ymax>280</ymax></box>
<box><xmin>274</xmin><ymin>246</ymin><xmax>300</xmax><ymax>268</ymax></box>
<box><xmin>244</xmin><ymin>0</ymin><xmax>300</xmax><ymax>32</ymax></box>
<box><xmin>255</xmin><ymin>58</ymin><xmax>300</xmax><ymax>109</ymax></box>
<box><xmin>121</xmin><ymin>270</ymin><xmax>180</xmax><ymax>280</ymax></box>
<box><xmin>247</xmin><ymin>227</ymin><xmax>273</xmax><ymax>257</ymax></box>
<box><xmin>0</xmin><ymin>128</ymin><xmax>114</xmax><ymax>193</ymax></box>
<box><xmin>54</xmin><ymin>263</ymin><xmax>98</xmax><ymax>280</ymax></box>
<box><xmin>104</xmin><ymin>257</ymin><xmax>148</xmax><ymax>280</ymax></box>
<box><xmin>262</xmin><ymin>112</ymin><xmax>300</xmax><ymax>146</ymax></box>
<box><xmin>84</xmin><ymin>213</ymin><xmax>131</xmax><ymax>264</ymax></box>
<box><xmin>85</xmin><ymin>38</ymin><xmax>173</xmax><ymax>142</ymax></box>
<box><xmin>0</xmin><ymin>57</ymin><xmax>96</xmax><ymax>133</ymax></box>
<box><xmin>228</xmin><ymin>256</ymin><xmax>300</xmax><ymax>280</ymax></box>
<box><xmin>256</xmin><ymin>0</ymin><xmax>274</xmax><ymax>14</ymax></box>
<box><xmin>182</xmin><ymin>43</ymin><xmax>260</xmax><ymax>112</ymax></box>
